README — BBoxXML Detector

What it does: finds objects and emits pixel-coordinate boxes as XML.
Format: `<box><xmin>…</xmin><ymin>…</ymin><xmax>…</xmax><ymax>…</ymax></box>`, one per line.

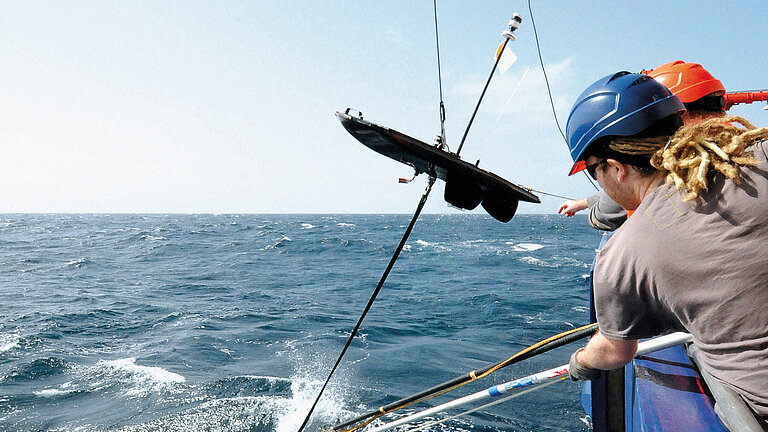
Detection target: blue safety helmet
<box><xmin>566</xmin><ymin>71</ymin><xmax>685</xmax><ymax>175</ymax></box>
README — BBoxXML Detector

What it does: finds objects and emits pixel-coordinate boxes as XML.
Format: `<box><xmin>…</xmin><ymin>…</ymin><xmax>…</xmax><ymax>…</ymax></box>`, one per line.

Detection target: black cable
<box><xmin>523</xmin><ymin>187</ymin><xmax>576</xmax><ymax>201</ymax></box>
<box><xmin>329</xmin><ymin>323</ymin><xmax>599</xmax><ymax>431</ymax></box>
<box><xmin>296</xmin><ymin>177</ymin><xmax>436</xmax><ymax>432</ymax></box>
<box><xmin>528</xmin><ymin>0</ymin><xmax>565</xmax><ymax>142</ymax></box>
<box><xmin>528</xmin><ymin>0</ymin><xmax>600</xmax><ymax>190</ymax></box>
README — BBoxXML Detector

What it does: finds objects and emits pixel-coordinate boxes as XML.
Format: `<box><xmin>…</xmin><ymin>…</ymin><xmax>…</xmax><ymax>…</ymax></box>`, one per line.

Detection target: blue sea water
<box><xmin>0</xmin><ymin>214</ymin><xmax>602</xmax><ymax>432</ymax></box>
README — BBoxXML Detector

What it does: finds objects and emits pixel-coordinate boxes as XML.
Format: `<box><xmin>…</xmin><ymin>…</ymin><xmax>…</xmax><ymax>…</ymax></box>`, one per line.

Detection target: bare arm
<box><xmin>577</xmin><ymin>330</ymin><xmax>638</xmax><ymax>370</ymax></box>
<box><xmin>558</xmin><ymin>198</ymin><xmax>589</xmax><ymax>217</ymax></box>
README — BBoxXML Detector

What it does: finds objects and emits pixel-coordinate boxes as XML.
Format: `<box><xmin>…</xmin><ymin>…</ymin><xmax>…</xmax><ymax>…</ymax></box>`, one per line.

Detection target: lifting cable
<box><xmin>296</xmin><ymin>3</ymin><xmax>451</xmax><ymax>429</ymax></box>
<box><xmin>328</xmin><ymin>322</ymin><xmax>598</xmax><ymax>432</ymax></box>
<box><xmin>433</xmin><ymin>0</ymin><xmax>447</xmax><ymax>148</ymax></box>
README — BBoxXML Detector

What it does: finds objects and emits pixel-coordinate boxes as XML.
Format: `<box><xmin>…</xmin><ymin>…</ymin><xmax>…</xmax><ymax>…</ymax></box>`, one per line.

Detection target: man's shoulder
<box><xmin>752</xmin><ymin>138</ymin><xmax>768</xmax><ymax>163</ymax></box>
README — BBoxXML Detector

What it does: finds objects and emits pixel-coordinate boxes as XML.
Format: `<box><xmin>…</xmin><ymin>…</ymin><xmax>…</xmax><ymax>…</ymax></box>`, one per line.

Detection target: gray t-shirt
<box><xmin>593</xmin><ymin>138</ymin><xmax>768</xmax><ymax>419</ymax></box>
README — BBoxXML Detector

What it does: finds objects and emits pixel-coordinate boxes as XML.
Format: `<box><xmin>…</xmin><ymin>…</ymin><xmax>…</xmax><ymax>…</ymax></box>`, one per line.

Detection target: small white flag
<box><xmin>496</xmin><ymin>42</ymin><xmax>517</xmax><ymax>74</ymax></box>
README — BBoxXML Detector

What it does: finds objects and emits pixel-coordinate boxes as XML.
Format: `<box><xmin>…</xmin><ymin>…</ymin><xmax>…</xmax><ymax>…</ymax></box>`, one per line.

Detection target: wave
<box><xmin>261</xmin><ymin>235</ymin><xmax>292</xmax><ymax>251</ymax></box>
<box><xmin>300</xmin><ymin>224</ymin><xmax>316</xmax><ymax>230</ymax></box>
<box><xmin>33</xmin><ymin>387</ymin><xmax>76</xmax><ymax>398</ymax></box>
<box><xmin>66</xmin><ymin>258</ymin><xmax>92</xmax><ymax>268</ymax></box>
<box><xmin>461</xmin><ymin>238</ymin><xmax>492</xmax><ymax>244</ymax></box>
<box><xmin>411</xmin><ymin>239</ymin><xmax>451</xmax><ymax>253</ymax></box>
<box><xmin>518</xmin><ymin>256</ymin><xmax>559</xmax><ymax>268</ymax></box>
<box><xmin>0</xmin><ymin>333</ymin><xmax>20</xmax><ymax>353</ymax></box>
<box><xmin>80</xmin><ymin>358</ymin><xmax>186</xmax><ymax>397</ymax></box>
<box><xmin>102</xmin><ymin>373</ymin><xmax>354</xmax><ymax>432</ymax></box>
<box><xmin>508</xmin><ymin>242</ymin><xmax>545</xmax><ymax>252</ymax></box>
<box><xmin>272</xmin><ymin>373</ymin><xmax>353</xmax><ymax>432</ymax></box>
<box><xmin>140</xmin><ymin>234</ymin><xmax>168</xmax><ymax>241</ymax></box>
<box><xmin>4</xmin><ymin>357</ymin><xmax>68</xmax><ymax>382</ymax></box>
<box><xmin>103</xmin><ymin>358</ymin><xmax>184</xmax><ymax>383</ymax></box>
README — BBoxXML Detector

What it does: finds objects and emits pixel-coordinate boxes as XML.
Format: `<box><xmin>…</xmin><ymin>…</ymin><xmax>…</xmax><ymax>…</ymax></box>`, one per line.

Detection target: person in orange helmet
<box><xmin>557</xmin><ymin>60</ymin><xmax>726</xmax><ymax>230</ymax></box>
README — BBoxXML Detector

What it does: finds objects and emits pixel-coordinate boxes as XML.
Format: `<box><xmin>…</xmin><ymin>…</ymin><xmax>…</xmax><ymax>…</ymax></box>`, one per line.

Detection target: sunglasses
<box><xmin>585</xmin><ymin>160</ymin><xmax>607</xmax><ymax>180</ymax></box>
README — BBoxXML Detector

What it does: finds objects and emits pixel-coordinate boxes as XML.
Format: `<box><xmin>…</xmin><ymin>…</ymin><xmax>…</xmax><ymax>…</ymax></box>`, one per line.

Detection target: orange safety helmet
<box><xmin>642</xmin><ymin>61</ymin><xmax>725</xmax><ymax>104</ymax></box>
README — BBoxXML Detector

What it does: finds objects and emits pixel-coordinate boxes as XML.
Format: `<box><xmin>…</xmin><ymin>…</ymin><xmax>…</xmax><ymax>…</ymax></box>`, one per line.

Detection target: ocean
<box><xmin>0</xmin><ymin>213</ymin><xmax>602</xmax><ymax>432</ymax></box>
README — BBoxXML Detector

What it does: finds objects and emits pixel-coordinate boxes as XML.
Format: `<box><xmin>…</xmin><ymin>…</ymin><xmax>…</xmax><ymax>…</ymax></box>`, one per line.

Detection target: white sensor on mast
<box><xmin>502</xmin><ymin>13</ymin><xmax>523</xmax><ymax>40</ymax></box>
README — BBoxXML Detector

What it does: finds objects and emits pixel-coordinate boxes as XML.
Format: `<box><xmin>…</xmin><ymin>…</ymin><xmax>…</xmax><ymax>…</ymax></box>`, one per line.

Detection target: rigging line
<box><xmin>296</xmin><ymin>177</ymin><xmax>437</xmax><ymax>432</ymax></box>
<box><xmin>527</xmin><ymin>0</ymin><xmax>564</xmax><ymax>142</ymax></box>
<box><xmin>434</xmin><ymin>0</ymin><xmax>446</xmax><ymax>146</ymax></box>
<box><xmin>521</xmin><ymin>186</ymin><xmax>575</xmax><ymax>201</ymax></box>
<box><xmin>584</xmin><ymin>172</ymin><xmax>600</xmax><ymax>190</ymax></box>
<box><xmin>528</xmin><ymin>0</ymin><xmax>600</xmax><ymax>190</ymax></box>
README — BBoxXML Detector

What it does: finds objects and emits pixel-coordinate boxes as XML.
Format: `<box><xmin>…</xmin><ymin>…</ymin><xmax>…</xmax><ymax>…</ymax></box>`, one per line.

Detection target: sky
<box><xmin>1</xmin><ymin>1</ymin><xmax>766</xmax><ymax>214</ymax></box>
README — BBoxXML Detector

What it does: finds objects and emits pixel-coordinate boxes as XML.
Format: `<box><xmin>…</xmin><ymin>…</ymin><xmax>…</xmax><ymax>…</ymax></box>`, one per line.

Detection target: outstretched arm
<box><xmin>558</xmin><ymin>198</ymin><xmax>589</xmax><ymax>216</ymax></box>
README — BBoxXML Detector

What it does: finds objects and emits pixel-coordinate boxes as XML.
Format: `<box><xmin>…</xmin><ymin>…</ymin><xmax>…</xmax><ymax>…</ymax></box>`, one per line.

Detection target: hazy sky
<box><xmin>1</xmin><ymin>1</ymin><xmax>766</xmax><ymax>214</ymax></box>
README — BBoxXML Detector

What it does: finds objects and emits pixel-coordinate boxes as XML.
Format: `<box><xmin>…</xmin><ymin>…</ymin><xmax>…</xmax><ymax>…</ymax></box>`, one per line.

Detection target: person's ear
<box><xmin>605</xmin><ymin>159</ymin><xmax>628</xmax><ymax>182</ymax></box>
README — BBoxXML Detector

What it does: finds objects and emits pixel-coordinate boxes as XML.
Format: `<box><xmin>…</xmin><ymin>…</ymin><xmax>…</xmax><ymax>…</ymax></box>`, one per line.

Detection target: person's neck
<box><xmin>622</xmin><ymin>171</ymin><xmax>665</xmax><ymax>211</ymax></box>
<box><xmin>636</xmin><ymin>172</ymin><xmax>666</xmax><ymax>203</ymax></box>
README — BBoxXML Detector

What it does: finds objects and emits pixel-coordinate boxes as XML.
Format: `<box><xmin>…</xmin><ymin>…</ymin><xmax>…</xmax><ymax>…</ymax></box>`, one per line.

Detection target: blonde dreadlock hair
<box><xmin>651</xmin><ymin>116</ymin><xmax>768</xmax><ymax>201</ymax></box>
<box><xmin>604</xmin><ymin>116</ymin><xmax>768</xmax><ymax>202</ymax></box>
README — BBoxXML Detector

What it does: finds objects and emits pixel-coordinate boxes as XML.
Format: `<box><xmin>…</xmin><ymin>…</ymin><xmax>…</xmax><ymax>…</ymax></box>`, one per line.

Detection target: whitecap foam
<box><xmin>241</xmin><ymin>375</ymin><xmax>292</xmax><ymax>384</ymax></box>
<box><xmin>463</xmin><ymin>239</ymin><xmax>490</xmax><ymax>244</ymax></box>
<box><xmin>336</xmin><ymin>223</ymin><xmax>355</xmax><ymax>227</ymax></box>
<box><xmin>413</xmin><ymin>239</ymin><xmax>451</xmax><ymax>252</ymax></box>
<box><xmin>66</xmin><ymin>258</ymin><xmax>89</xmax><ymax>268</ymax></box>
<box><xmin>273</xmin><ymin>374</ymin><xmax>352</xmax><ymax>432</ymax></box>
<box><xmin>301</xmin><ymin>223</ymin><xmax>316</xmax><ymax>230</ymax></box>
<box><xmin>34</xmin><ymin>388</ymin><xmax>74</xmax><ymax>398</ymax></box>
<box><xmin>111</xmin><ymin>392</ymin><xmax>355</xmax><ymax>432</ymax></box>
<box><xmin>98</xmin><ymin>358</ymin><xmax>185</xmax><ymax>396</ymax></box>
<box><xmin>519</xmin><ymin>256</ymin><xmax>558</xmax><ymax>267</ymax></box>
<box><xmin>0</xmin><ymin>334</ymin><xmax>20</xmax><ymax>353</ymax></box>
<box><xmin>509</xmin><ymin>242</ymin><xmax>545</xmax><ymax>252</ymax></box>
<box><xmin>262</xmin><ymin>235</ymin><xmax>293</xmax><ymax>251</ymax></box>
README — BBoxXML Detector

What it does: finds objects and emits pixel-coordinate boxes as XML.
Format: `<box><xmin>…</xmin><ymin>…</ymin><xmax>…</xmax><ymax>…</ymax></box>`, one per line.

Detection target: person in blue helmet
<box><xmin>557</xmin><ymin>61</ymin><xmax>729</xmax><ymax>231</ymax></box>
<box><xmin>564</xmin><ymin>71</ymin><xmax>768</xmax><ymax>426</ymax></box>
